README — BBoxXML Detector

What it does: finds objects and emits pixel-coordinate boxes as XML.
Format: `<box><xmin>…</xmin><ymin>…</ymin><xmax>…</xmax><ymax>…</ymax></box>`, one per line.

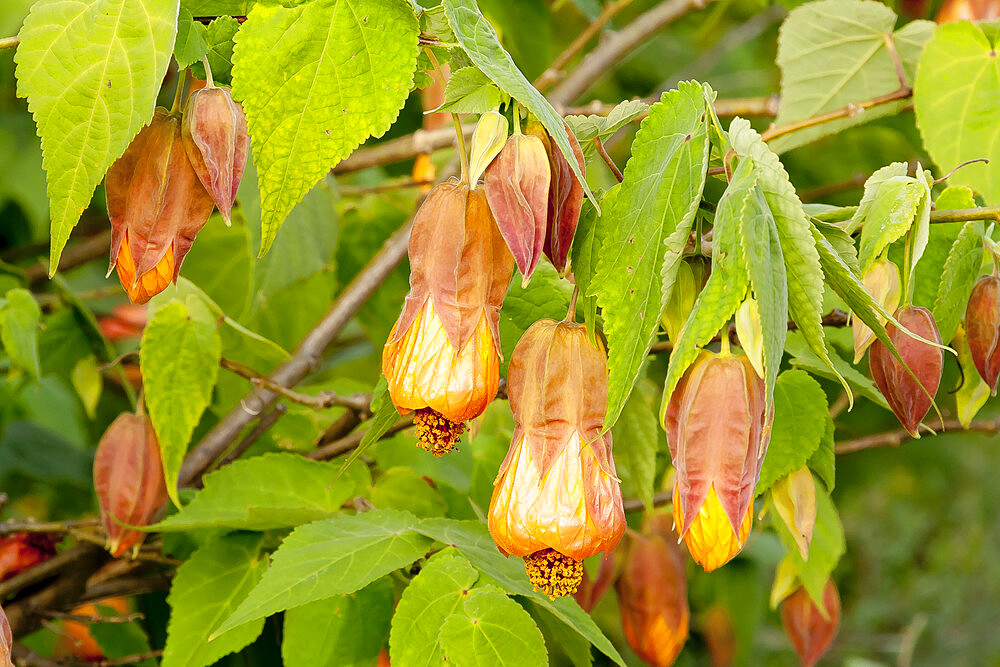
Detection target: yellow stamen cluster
<box><xmin>523</xmin><ymin>548</ymin><xmax>584</xmax><ymax>599</ymax></box>
<box><xmin>413</xmin><ymin>408</ymin><xmax>467</xmax><ymax>456</ymax></box>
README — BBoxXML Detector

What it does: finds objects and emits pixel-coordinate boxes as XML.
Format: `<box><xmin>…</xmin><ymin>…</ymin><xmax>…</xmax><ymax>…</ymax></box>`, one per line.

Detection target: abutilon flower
<box><xmin>94</xmin><ymin>413</ymin><xmax>169</xmax><ymax>557</ymax></box>
<box><xmin>780</xmin><ymin>581</ymin><xmax>841</xmax><ymax>667</ymax></box>
<box><xmin>965</xmin><ymin>273</ymin><xmax>1000</xmax><ymax>393</ymax></box>
<box><xmin>616</xmin><ymin>514</ymin><xmax>690</xmax><ymax>667</ymax></box>
<box><xmin>382</xmin><ymin>181</ymin><xmax>514</xmax><ymax>455</ymax></box>
<box><xmin>665</xmin><ymin>348</ymin><xmax>770</xmax><ymax>572</ymax></box>
<box><xmin>0</xmin><ymin>603</ymin><xmax>11</xmax><ymax>667</ymax></box>
<box><xmin>182</xmin><ymin>85</ymin><xmax>249</xmax><ymax>225</ymax></box>
<box><xmin>852</xmin><ymin>259</ymin><xmax>901</xmax><ymax>363</ymax></box>
<box><xmin>0</xmin><ymin>532</ymin><xmax>57</xmax><ymax>582</ymax></box>
<box><xmin>488</xmin><ymin>319</ymin><xmax>625</xmax><ymax>598</ymax></box>
<box><xmin>106</xmin><ymin>108</ymin><xmax>216</xmax><ymax>304</ymax></box>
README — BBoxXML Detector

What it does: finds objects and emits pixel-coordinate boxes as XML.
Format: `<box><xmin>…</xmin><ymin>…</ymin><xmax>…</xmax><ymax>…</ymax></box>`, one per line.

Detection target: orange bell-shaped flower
<box><xmin>488</xmin><ymin>319</ymin><xmax>625</xmax><ymax>597</ymax></box>
<box><xmin>382</xmin><ymin>180</ymin><xmax>513</xmax><ymax>455</ymax></box>
<box><xmin>106</xmin><ymin>108</ymin><xmax>216</xmax><ymax>304</ymax></box>
<box><xmin>617</xmin><ymin>513</ymin><xmax>690</xmax><ymax>667</ymax></box>
<box><xmin>664</xmin><ymin>347</ymin><xmax>770</xmax><ymax>572</ymax></box>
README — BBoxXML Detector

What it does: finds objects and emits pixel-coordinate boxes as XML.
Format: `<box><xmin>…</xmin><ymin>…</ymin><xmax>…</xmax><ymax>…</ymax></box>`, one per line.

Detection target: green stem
<box><xmin>0</xmin><ymin>35</ymin><xmax>18</xmax><ymax>51</ymax></box>
<box><xmin>170</xmin><ymin>69</ymin><xmax>190</xmax><ymax>115</ymax></box>
<box><xmin>513</xmin><ymin>105</ymin><xmax>521</xmax><ymax>134</ymax></box>
<box><xmin>202</xmin><ymin>56</ymin><xmax>215</xmax><ymax>87</ymax></box>
<box><xmin>901</xmin><ymin>230</ymin><xmax>914</xmax><ymax>306</ymax></box>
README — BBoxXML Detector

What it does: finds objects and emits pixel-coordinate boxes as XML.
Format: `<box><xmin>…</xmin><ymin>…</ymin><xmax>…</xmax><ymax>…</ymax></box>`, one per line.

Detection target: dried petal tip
<box><xmin>523</xmin><ymin>549</ymin><xmax>584</xmax><ymax>599</ymax></box>
<box><xmin>414</xmin><ymin>408</ymin><xmax>467</xmax><ymax>456</ymax></box>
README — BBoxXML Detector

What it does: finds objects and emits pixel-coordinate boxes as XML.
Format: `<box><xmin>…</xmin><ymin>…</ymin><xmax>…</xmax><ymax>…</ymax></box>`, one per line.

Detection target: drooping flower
<box><xmin>382</xmin><ymin>181</ymin><xmax>513</xmax><ymax>455</ymax></box>
<box><xmin>664</xmin><ymin>348</ymin><xmax>770</xmax><ymax>572</ymax></box>
<box><xmin>106</xmin><ymin>108</ymin><xmax>216</xmax><ymax>304</ymax></box>
<box><xmin>488</xmin><ymin>319</ymin><xmax>625</xmax><ymax>597</ymax></box>
<box><xmin>852</xmin><ymin>259</ymin><xmax>901</xmax><ymax>363</ymax></box>
<box><xmin>965</xmin><ymin>273</ymin><xmax>1000</xmax><ymax>394</ymax></box>
<box><xmin>616</xmin><ymin>513</ymin><xmax>690</xmax><ymax>667</ymax></box>
<box><xmin>780</xmin><ymin>581</ymin><xmax>841</xmax><ymax>667</ymax></box>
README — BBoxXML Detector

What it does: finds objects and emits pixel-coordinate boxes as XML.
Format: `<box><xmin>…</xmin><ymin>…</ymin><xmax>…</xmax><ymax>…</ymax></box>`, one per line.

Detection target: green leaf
<box><xmin>613</xmin><ymin>377</ymin><xmax>662</xmax><ymax>512</ymax></box>
<box><xmin>729</xmin><ymin>118</ymin><xmax>846</xmax><ymax>396</ymax></box>
<box><xmin>231</xmin><ymin>0</ymin><xmax>418</xmax><ymax>254</ymax></box>
<box><xmin>756</xmin><ymin>370</ymin><xmax>828</xmax><ymax>496</ymax></box>
<box><xmin>414</xmin><ymin>518</ymin><xmax>624</xmax><ymax>666</ymax></box>
<box><xmin>338</xmin><ymin>375</ymin><xmax>396</xmax><ymax>475</ymax></box>
<box><xmin>593</xmin><ymin>82</ymin><xmax>709</xmax><ymax>429</ymax></box>
<box><xmin>774</xmin><ymin>479</ymin><xmax>845</xmax><ymax>607</ymax></box>
<box><xmin>214</xmin><ymin>509</ymin><xmax>430</xmax><ymax>636</ymax></box>
<box><xmin>784</xmin><ymin>331</ymin><xmax>888</xmax><ymax>411</ymax></box>
<box><xmin>847</xmin><ymin>162</ymin><xmax>908</xmax><ymax>234</ymax></box>
<box><xmin>174</xmin><ymin>7</ymin><xmax>209</xmax><ymax>69</ymax></box>
<box><xmin>498</xmin><ymin>262</ymin><xmax>573</xmax><ymax>368</ymax></box>
<box><xmin>442</xmin><ymin>0</ymin><xmax>595</xmax><ymax>208</ymax></box>
<box><xmin>659</xmin><ymin>134</ymin><xmax>749</xmax><ymax>416</ymax></box>
<box><xmin>389</xmin><ymin>550</ymin><xmax>480</xmax><ymax>666</ymax></box>
<box><xmin>807</xmin><ymin>416</ymin><xmax>836</xmax><ymax>492</ymax></box>
<box><xmin>439</xmin><ymin>589</ymin><xmax>548</xmax><ymax>666</ymax></box>
<box><xmin>283</xmin><ymin>578</ymin><xmax>394</xmax><ymax>667</ymax></box>
<box><xmin>162</xmin><ymin>533</ymin><xmax>268</xmax><ymax>667</ymax></box>
<box><xmin>565</xmin><ymin>99</ymin><xmax>649</xmax><ymax>147</ymax></box>
<box><xmin>934</xmin><ymin>184</ymin><xmax>977</xmax><ymax>211</ymax></box>
<box><xmin>1</xmin><ymin>288</ymin><xmax>41</xmax><ymax>378</ymax></box>
<box><xmin>569</xmin><ymin>197</ymin><xmax>602</xmax><ymax>341</ymax></box>
<box><xmin>191</xmin><ymin>16</ymin><xmax>240</xmax><ymax>85</ymax></box>
<box><xmin>140</xmin><ymin>298</ymin><xmax>222</xmax><ymax>506</ymax></box>
<box><xmin>154</xmin><ymin>453</ymin><xmax>365</xmax><ymax>532</ymax></box>
<box><xmin>915</xmin><ymin>21</ymin><xmax>1000</xmax><ymax>204</ymax></box>
<box><xmin>433</xmin><ymin>66</ymin><xmax>504</xmax><ymax>114</ymax></box>
<box><xmin>934</xmin><ymin>221</ymin><xmax>986</xmax><ymax>343</ymax></box>
<box><xmin>735</xmin><ymin>164</ymin><xmax>788</xmax><ymax>405</ymax></box>
<box><xmin>772</xmin><ymin>0</ymin><xmax>931</xmax><ymax>152</ymax></box>
<box><xmin>14</xmin><ymin>0</ymin><xmax>179</xmax><ymax>271</ymax></box>
<box><xmin>372</xmin><ymin>467</ymin><xmax>448</xmax><ymax>518</ymax></box>
<box><xmin>857</xmin><ymin>176</ymin><xmax>928</xmax><ymax>273</ymax></box>
<box><xmin>89</xmin><ymin>610</ymin><xmax>156</xmax><ymax>666</ymax></box>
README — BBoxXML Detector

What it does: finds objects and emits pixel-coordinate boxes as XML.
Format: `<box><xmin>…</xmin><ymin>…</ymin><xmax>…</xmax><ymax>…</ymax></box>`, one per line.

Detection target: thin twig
<box><xmin>594</xmin><ymin>138</ymin><xmax>624</xmax><ymax>182</ymax></box>
<box><xmin>549</xmin><ymin>0</ymin><xmax>716</xmax><ymax>106</ymax></box>
<box><xmin>42</xmin><ymin>611</ymin><xmax>143</xmax><ymax>624</ymax></box>
<box><xmin>0</xmin><ymin>36</ymin><xmax>18</xmax><ymax>50</ymax></box>
<box><xmin>834</xmin><ymin>417</ymin><xmax>1000</xmax><ymax>454</ymax></box>
<box><xmin>649</xmin><ymin>309</ymin><xmax>850</xmax><ymax>354</ymax></box>
<box><xmin>219</xmin><ymin>404</ymin><xmax>288</xmax><ymax>467</ymax></box>
<box><xmin>623</xmin><ymin>489</ymin><xmax>672</xmax><ymax>513</ymax></box>
<box><xmin>534</xmin><ymin>0</ymin><xmax>635</xmax><ymax>91</ymax></box>
<box><xmin>760</xmin><ymin>87</ymin><xmax>912</xmax><ymax>144</ymax></box>
<box><xmin>929</xmin><ymin>206</ymin><xmax>1000</xmax><ymax>224</ymax></box>
<box><xmin>882</xmin><ymin>33</ymin><xmax>909</xmax><ymax>90</ymax></box>
<box><xmin>0</xmin><ymin>519</ymin><xmax>99</xmax><ymax>535</ymax></box>
<box><xmin>25</xmin><ymin>230</ymin><xmax>112</xmax><ymax>284</ymax></box>
<box><xmin>220</xmin><ymin>358</ymin><xmax>371</xmax><ymax>412</ymax></box>
<box><xmin>307</xmin><ymin>416</ymin><xmax>415</xmax><ymax>461</ymax></box>
<box><xmin>339</xmin><ymin>180</ymin><xmax>435</xmax><ymax>196</ymax></box>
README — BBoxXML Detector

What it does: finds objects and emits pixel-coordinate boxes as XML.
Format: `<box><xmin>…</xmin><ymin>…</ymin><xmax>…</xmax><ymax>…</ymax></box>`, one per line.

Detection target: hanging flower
<box><xmin>664</xmin><ymin>347</ymin><xmax>770</xmax><ymax>572</ymax></box>
<box><xmin>382</xmin><ymin>181</ymin><xmax>513</xmax><ymax>455</ymax></box>
<box><xmin>488</xmin><ymin>319</ymin><xmax>625</xmax><ymax>597</ymax></box>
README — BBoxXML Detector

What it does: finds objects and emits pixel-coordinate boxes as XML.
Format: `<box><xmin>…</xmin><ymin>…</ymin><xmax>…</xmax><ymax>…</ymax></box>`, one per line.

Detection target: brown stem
<box><xmin>218</xmin><ymin>404</ymin><xmax>288</xmax><ymax>467</ymax></box>
<box><xmin>340</xmin><ymin>179</ymin><xmax>435</xmax><ymax>196</ymax></box>
<box><xmin>549</xmin><ymin>0</ymin><xmax>717</xmax><ymax>107</ymax></box>
<box><xmin>594</xmin><ymin>138</ymin><xmax>624</xmax><ymax>182</ymax></box>
<box><xmin>623</xmin><ymin>489</ymin><xmax>672</xmax><ymax>513</ymax></box>
<box><xmin>882</xmin><ymin>33</ymin><xmax>909</xmax><ymax>90</ymax></box>
<box><xmin>307</xmin><ymin>416</ymin><xmax>415</xmax><ymax>461</ymax></box>
<box><xmin>0</xmin><ymin>519</ymin><xmax>99</xmax><ymax>535</ymax></box>
<box><xmin>534</xmin><ymin>0</ymin><xmax>636</xmax><ymax>92</ymax></box>
<box><xmin>834</xmin><ymin>417</ymin><xmax>1000</xmax><ymax>454</ymax></box>
<box><xmin>220</xmin><ymin>358</ymin><xmax>371</xmax><ymax>412</ymax></box>
<box><xmin>25</xmin><ymin>230</ymin><xmax>112</xmax><ymax>284</ymax></box>
<box><xmin>760</xmin><ymin>86</ymin><xmax>912</xmax><ymax>144</ymax></box>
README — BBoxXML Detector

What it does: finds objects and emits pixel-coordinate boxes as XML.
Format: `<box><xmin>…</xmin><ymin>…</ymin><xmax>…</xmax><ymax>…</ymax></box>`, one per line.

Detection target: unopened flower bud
<box><xmin>665</xmin><ymin>349</ymin><xmax>770</xmax><ymax>571</ymax></box>
<box><xmin>702</xmin><ymin>605</ymin><xmax>738</xmax><ymax>667</ymax></box>
<box><xmin>484</xmin><ymin>133</ymin><xmax>551</xmax><ymax>284</ymax></box>
<box><xmin>954</xmin><ymin>325</ymin><xmax>991</xmax><ymax>427</ymax></box>
<box><xmin>106</xmin><ymin>108</ymin><xmax>215</xmax><ymax>304</ymax></box>
<box><xmin>771</xmin><ymin>467</ymin><xmax>816</xmax><ymax>560</ymax></box>
<box><xmin>488</xmin><ymin>319</ymin><xmax>625</xmax><ymax>597</ymax></box>
<box><xmin>735</xmin><ymin>295</ymin><xmax>765</xmax><ymax>378</ymax></box>
<box><xmin>182</xmin><ymin>86</ymin><xmax>249</xmax><ymax>225</ymax></box>
<box><xmin>382</xmin><ymin>181</ymin><xmax>513</xmax><ymax>455</ymax></box>
<box><xmin>468</xmin><ymin>111</ymin><xmax>508</xmax><ymax>186</ymax></box>
<box><xmin>94</xmin><ymin>413</ymin><xmax>169</xmax><ymax>557</ymax></box>
<box><xmin>869</xmin><ymin>306</ymin><xmax>943</xmax><ymax>437</ymax></box>
<box><xmin>525</xmin><ymin>121</ymin><xmax>585</xmax><ymax>275</ymax></box>
<box><xmin>780</xmin><ymin>581</ymin><xmax>840</xmax><ymax>667</ymax></box>
<box><xmin>573</xmin><ymin>553</ymin><xmax>615</xmax><ymax>612</ymax></box>
<box><xmin>964</xmin><ymin>274</ymin><xmax>1000</xmax><ymax>394</ymax></box>
<box><xmin>852</xmin><ymin>259</ymin><xmax>901</xmax><ymax>363</ymax></box>
<box><xmin>662</xmin><ymin>257</ymin><xmax>709</xmax><ymax>342</ymax></box>
<box><xmin>616</xmin><ymin>514</ymin><xmax>689</xmax><ymax>667</ymax></box>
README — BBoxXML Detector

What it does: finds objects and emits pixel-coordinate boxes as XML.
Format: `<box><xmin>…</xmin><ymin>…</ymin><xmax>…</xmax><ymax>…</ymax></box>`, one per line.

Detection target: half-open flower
<box><xmin>665</xmin><ymin>348</ymin><xmax>770</xmax><ymax>572</ymax></box>
<box><xmin>488</xmin><ymin>319</ymin><xmax>625</xmax><ymax>597</ymax></box>
<box><xmin>382</xmin><ymin>181</ymin><xmax>513</xmax><ymax>455</ymax></box>
<box><xmin>106</xmin><ymin>108</ymin><xmax>216</xmax><ymax>304</ymax></box>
